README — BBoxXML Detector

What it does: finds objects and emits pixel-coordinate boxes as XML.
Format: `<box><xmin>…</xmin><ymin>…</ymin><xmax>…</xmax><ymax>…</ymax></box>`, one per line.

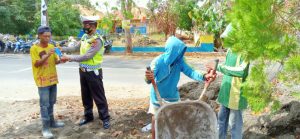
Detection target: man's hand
<box><xmin>60</xmin><ymin>55</ymin><xmax>70</xmax><ymax>63</ymax></box>
<box><xmin>49</xmin><ymin>49</ymin><xmax>55</xmax><ymax>54</ymax></box>
<box><xmin>41</xmin><ymin>49</ymin><xmax>54</xmax><ymax>59</ymax></box>
<box><xmin>145</xmin><ymin>70</ymin><xmax>154</xmax><ymax>81</ymax></box>
<box><xmin>35</xmin><ymin>49</ymin><xmax>55</xmax><ymax>67</ymax></box>
<box><xmin>205</xmin><ymin>60</ymin><xmax>218</xmax><ymax>84</ymax></box>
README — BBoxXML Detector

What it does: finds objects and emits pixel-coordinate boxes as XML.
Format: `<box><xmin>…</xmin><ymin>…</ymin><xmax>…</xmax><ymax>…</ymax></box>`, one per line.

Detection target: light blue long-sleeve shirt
<box><xmin>149</xmin><ymin>36</ymin><xmax>205</xmax><ymax>106</ymax></box>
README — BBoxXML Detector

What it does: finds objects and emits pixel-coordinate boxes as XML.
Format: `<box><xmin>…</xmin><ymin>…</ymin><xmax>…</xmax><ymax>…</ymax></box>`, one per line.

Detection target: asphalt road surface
<box><xmin>0</xmin><ymin>54</ymin><xmax>203</xmax><ymax>102</ymax></box>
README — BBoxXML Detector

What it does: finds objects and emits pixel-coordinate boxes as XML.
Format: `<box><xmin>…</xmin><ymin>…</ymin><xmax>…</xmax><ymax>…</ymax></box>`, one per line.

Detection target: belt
<box><xmin>80</xmin><ymin>67</ymin><xmax>96</xmax><ymax>72</ymax></box>
<box><xmin>79</xmin><ymin>63</ymin><xmax>101</xmax><ymax>69</ymax></box>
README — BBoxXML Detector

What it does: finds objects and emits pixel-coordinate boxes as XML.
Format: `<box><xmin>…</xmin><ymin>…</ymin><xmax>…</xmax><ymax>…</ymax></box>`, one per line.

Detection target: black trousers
<box><xmin>79</xmin><ymin>68</ymin><xmax>110</xmax><ymax>122</ymax></box>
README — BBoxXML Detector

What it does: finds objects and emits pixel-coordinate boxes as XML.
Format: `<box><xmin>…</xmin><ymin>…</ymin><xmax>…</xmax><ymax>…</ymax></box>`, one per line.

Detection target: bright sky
<box><xmin>89</xmin><ymin>0</ymin><xmax>149</xmax><ymax>12</ymax></box>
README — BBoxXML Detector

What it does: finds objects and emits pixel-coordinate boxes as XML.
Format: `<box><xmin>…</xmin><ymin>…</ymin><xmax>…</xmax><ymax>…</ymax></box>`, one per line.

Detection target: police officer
<box><xmin>61</xmin><ymin>17</ymin><xmax>110</xmax><ymax>129</ymax></box>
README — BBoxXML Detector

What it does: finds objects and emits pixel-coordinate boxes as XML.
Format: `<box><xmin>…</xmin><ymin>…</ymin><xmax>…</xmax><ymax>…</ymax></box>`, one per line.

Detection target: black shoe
<box><xmin>103</xmin><ymin>120</ymin><xmax>110</xmax><ymax>129</ymax></box>
<box><xmin>78</xmin><ymin>118</ymin><xmax>93</xmax><ymax>126</ymax></box>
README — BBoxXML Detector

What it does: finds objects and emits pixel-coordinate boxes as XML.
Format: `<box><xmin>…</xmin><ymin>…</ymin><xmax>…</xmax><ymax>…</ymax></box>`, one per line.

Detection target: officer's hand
<box><xmin>145</xmin><ymin>70</ymin><xmax>154</xmax><ymax>81</ymax></box>
<box><xmin>60</xmin><ymin>55</ymin><xmax>70</xmax><ymax>63</ymax></box>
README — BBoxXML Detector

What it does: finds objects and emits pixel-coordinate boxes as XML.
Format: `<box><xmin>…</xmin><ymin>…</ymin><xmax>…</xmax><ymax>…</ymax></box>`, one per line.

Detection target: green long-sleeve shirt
<box><xmin>217</xmin><ymin>49</ymin><xmax>249</xmax><ymax>110</ymax></box>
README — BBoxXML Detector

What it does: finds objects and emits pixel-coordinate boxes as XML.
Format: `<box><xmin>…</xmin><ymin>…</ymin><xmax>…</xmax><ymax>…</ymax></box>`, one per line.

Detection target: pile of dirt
<box><xmin>244</xmin><ymin>101</ymin><xmax>300</xmax><ymax>138</ymax></box>
<box><xmin>178</xmin><ymin>76</ymin><xmax>223</xmax><ymax>112</ymax></box>
<box><xmin>179</xmin><ymin>77</ymin><xmax>222</xmax><ymax>100</ymax></box>
<box><xmin>0</xmin><ymin>97</ymin><xmax>152</xmax><ymax>138</ymax></box>
<box><xmin>134</xmin><ymin>37</ymin><xmax>159</xmax><ymax>46</ymax></box>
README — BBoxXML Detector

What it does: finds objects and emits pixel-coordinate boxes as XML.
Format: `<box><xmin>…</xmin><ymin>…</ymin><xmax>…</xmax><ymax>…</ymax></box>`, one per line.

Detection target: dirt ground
<box><xmin>1</xmin><ymin>53</ymin><xmax>298</xmax><ymax>138</ymax></box>
<box><xmin>0</xmin><ymin>53</ymin><xmax>225</xmax><ymax>139</ymax></box>
<box><xmin>2</xmin><ymin>80</ymin><xmax>297</xmax><ymax>139</ymax></box>
<box><xmin>0</xmin><ymin>97</ymin><xmax>151</xmax><ymax>139</ymax></box>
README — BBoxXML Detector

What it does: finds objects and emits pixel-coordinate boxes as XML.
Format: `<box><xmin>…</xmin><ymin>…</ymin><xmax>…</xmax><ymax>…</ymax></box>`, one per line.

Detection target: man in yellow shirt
<box><xmin>30</xmin><ymin>26</ymin><xmax>65</xmax><ymax>139</ymax></box>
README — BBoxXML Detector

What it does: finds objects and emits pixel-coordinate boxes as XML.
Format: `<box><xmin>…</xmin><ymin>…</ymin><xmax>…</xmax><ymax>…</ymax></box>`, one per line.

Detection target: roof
<box><xmin>73</xmin><ymin>4</ymin><xmax>104</xmax><ymax>18</ymax></box>
<box><xmin>111</xmin><ymin>7</ymin><xmax>150</xmax><ymax>20</ymax></box>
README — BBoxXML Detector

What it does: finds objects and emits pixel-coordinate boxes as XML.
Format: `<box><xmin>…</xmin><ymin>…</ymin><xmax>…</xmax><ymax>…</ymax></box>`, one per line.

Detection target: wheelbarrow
<box><xmin>148</xmin><ymin>59</ymin><xmax>219</xmax><ymax>139</ymax></box>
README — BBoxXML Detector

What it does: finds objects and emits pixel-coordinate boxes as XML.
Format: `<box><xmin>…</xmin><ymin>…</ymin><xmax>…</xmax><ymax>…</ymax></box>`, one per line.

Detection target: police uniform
<box><xmin>79</xmin><ymin>32</ymin><xmax>110</xmax><ymax>123</ymax></box>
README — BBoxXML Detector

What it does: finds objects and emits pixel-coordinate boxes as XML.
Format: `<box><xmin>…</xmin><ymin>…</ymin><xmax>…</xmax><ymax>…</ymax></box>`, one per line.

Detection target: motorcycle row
<box><xmin>0</xmin><ymin>36</ymin><xmax>34</xmax><ymax>54</ymax></box>
<box><xmin>0</xmin><ymin>35</ymin><xmax>113</xmax><ymax>54</ymax></box>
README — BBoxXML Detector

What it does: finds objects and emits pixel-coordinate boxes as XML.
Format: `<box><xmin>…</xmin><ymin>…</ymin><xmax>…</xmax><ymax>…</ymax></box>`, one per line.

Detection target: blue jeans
<box><xmin>218</xmin><ymin>105</ymin><xmax>243</xmax><ymax>139</ymax></box>
<box><xmin>38</xmin><ymin>84</ymin><xmax>57</xmax><ymax>121</ymax></box>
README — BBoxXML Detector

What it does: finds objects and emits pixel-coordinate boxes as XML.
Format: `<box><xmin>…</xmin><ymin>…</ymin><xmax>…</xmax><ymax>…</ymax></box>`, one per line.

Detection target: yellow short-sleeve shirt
<box><xmin>30</xmin><ymin>43</ymin><xmax>58</xmax><ymax>87</ymax></box>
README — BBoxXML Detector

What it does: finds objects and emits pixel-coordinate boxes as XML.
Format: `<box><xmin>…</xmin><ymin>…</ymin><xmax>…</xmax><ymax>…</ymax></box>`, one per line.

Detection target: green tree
<box><xmin>155</xmin><ymin>1</ymin><xmax>177</xmax><ymax>40</ymax></box>
<box><xmin>96</xmin><ymin>1</ymin><xmax>114</xmax><ymax>34</ymax></box>
<box><xmin>277</xmin><ymin>0</ymin><xmax>300</xmax><ymax>86</ymax></box>
<box><xmin>147</xmin><ymin>0</ymin><xmax>196</xmax><ymax>38</ymax></box>
<box><xmin>0</xmin><ymin>0</ymin><xmax>37</xmax><ymax>34</ymax></box>
<box><xmin>33</xmin><ymin>0</ymin><xmax>82</xmax><ymax>36</ymax></box>
<box><xmin>147</xmin><ymin>0</ymin><xmax>162</xmax><ymax>24</ymax></box>
<box><xmin>0</xmin><ymin>0</ymin><xmax>91</xmax><ymax>35</ymax></box>
<box><xmin>225</xmin><ymin>0</ymin><xmax>299</xmax><ymax>112</ymax></box>
<box><xmin>189</xmin><ymin>0</ymin><xmax>228</xmax><ymax>49</ymax></box>
<box><xmin>172</xmin><ymin>0</ymin><xmax>197</xmax><ymax>31</ymax></box>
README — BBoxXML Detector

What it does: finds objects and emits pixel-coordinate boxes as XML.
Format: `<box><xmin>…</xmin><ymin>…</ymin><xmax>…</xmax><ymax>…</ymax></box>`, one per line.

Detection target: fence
<box><xmin>110</xmin><ymin>45</ymin><xmax>214</xmax><ymax>53</ymax></box>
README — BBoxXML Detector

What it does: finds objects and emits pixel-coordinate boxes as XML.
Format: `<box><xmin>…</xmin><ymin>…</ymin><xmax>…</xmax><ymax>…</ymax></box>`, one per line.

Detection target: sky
<box><xmin>89</xmin><ymin>0</ymin><xmax>149</xmax><ymax>12</ymax></box>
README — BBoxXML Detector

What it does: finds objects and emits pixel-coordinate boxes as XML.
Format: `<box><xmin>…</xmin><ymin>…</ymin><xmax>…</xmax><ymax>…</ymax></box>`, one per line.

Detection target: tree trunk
<box><xmin>213</xmin><ymin>33</ymin><xmax>222</xmax><ymax>52</ymax></box>
<box><xmin>164</xmin><ymin>32</ymin><xmax>168</xmax><ymax>41</ymax></box>
<box><xmin>121</xmin><ymin>0</ymin><xmax>133</xmax><ymax>54</ymax></box>
<box><xmin>172</xmin><ymin>30</ymin><xmax>176</xmax><ymax>36</ymax></box>
<box><xmin>125</xmin><ymin>28</ymin><xmax>132</xmax><ymax>53</ymax></box>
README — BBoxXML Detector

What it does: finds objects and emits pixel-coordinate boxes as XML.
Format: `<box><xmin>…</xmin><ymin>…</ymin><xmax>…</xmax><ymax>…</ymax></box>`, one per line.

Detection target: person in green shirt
<box><xmin>207</xmin><ymin>24</ymin><xmax>250</xmax><ymax>139</ymax></box>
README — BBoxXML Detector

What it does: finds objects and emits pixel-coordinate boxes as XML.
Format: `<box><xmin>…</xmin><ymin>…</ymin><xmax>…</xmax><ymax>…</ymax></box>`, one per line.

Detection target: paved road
<box><xmin>0</xmin><ymin>54</ymin><xmax>203</xmax><ymax>101</ymax></box>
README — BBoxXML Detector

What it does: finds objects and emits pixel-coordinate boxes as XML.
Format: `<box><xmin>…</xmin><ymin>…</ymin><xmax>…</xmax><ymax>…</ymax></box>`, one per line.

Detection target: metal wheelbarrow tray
<box><xmin>155</xmin><ymin>100</ymin><xmax>217</xmax><ymax>139</ymax></box>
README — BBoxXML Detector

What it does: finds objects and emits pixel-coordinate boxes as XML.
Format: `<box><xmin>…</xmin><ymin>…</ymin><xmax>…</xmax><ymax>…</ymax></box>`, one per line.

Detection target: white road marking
<box><xmin>7</xmin><ymin>67</ymin><xmax>32</xmax><ymax>73</ymax></box>
<box><xmin>57</xmin><ymin>66</ymin><xmax>145</xmax><ymax>71</ymax></box>
<box><xmin>0</xmin><ymin>65</ymin><xmax>145</xmax><ymax>74</ymax></box>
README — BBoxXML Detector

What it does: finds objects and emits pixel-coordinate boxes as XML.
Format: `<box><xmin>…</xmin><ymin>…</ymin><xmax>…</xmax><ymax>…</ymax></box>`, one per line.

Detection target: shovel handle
<box><xmin>199</xmin><ymin>59</ymin><xmax>219</xmax><ymax>101</ymax></box>
<box><xmin>147</xmin><ymin>66</ymin><xmax>163</xmax><ymax>105</ymax></box>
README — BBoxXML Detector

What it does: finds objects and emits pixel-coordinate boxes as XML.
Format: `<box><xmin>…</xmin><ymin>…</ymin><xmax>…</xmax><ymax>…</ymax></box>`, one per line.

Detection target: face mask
<box><xmin>83</xmin><ymin>27</ymin><xmax>92</xmax><ymax>34</ymax></box>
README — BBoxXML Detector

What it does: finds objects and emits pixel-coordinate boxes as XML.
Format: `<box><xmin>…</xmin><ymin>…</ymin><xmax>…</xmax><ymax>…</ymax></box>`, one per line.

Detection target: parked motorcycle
<box><xmin>3</xmin><ymin>41</ymin><xmax>14</xmax><ymax>54</ymax></box>
<box><xmin>0</xmin><ymin>40</ymin><xmax>5</xmax><ymax>52</ymax></box>
<box><xmin>21</xmin><ymin>40</ymin><xmax>33</xmax><ymax>54</ymax></box>
<box><xmin>13</xmin><ymin>39</ymin><xmax>25</xmax><ymax>54</ymax></box>
<box><xmin>102</xmin><ymin>35</ymin><xmax>113</xmax><ymax>54</ymax></box>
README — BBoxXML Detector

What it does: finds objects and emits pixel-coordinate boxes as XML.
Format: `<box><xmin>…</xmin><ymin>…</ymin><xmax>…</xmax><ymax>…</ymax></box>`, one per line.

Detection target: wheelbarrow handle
<box><xmin>147</xmin><ymin>66</ymin><xmax>163</xmax><ymax>105</ymax></box>
<box><xmin>199</xmin><ymin>59</ymin><xmax>219</xmax><ymax>102</ymax></box>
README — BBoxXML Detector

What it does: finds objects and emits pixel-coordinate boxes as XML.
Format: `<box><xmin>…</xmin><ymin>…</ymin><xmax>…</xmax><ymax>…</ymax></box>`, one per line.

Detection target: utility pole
<box><xmin>41</xmin><ymin>0</ymin><xmax>49</xmax><ymax>26</ymax></box>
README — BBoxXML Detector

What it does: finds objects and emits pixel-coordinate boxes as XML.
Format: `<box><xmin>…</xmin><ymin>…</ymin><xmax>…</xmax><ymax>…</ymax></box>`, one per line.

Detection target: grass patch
<box><xmin>291</xmin><ymin>92</ymin><xmax>300</xmax><ymax>100</ymax></box>
<box><xmin>110</xmin><ymin>33</ymin><xmax>195</xmax><ymax>47</ymax></box>
<box><xmin>111</xmin><ymin>33</ymin><xmax>166</xmax><ymax>46</ymax></box>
